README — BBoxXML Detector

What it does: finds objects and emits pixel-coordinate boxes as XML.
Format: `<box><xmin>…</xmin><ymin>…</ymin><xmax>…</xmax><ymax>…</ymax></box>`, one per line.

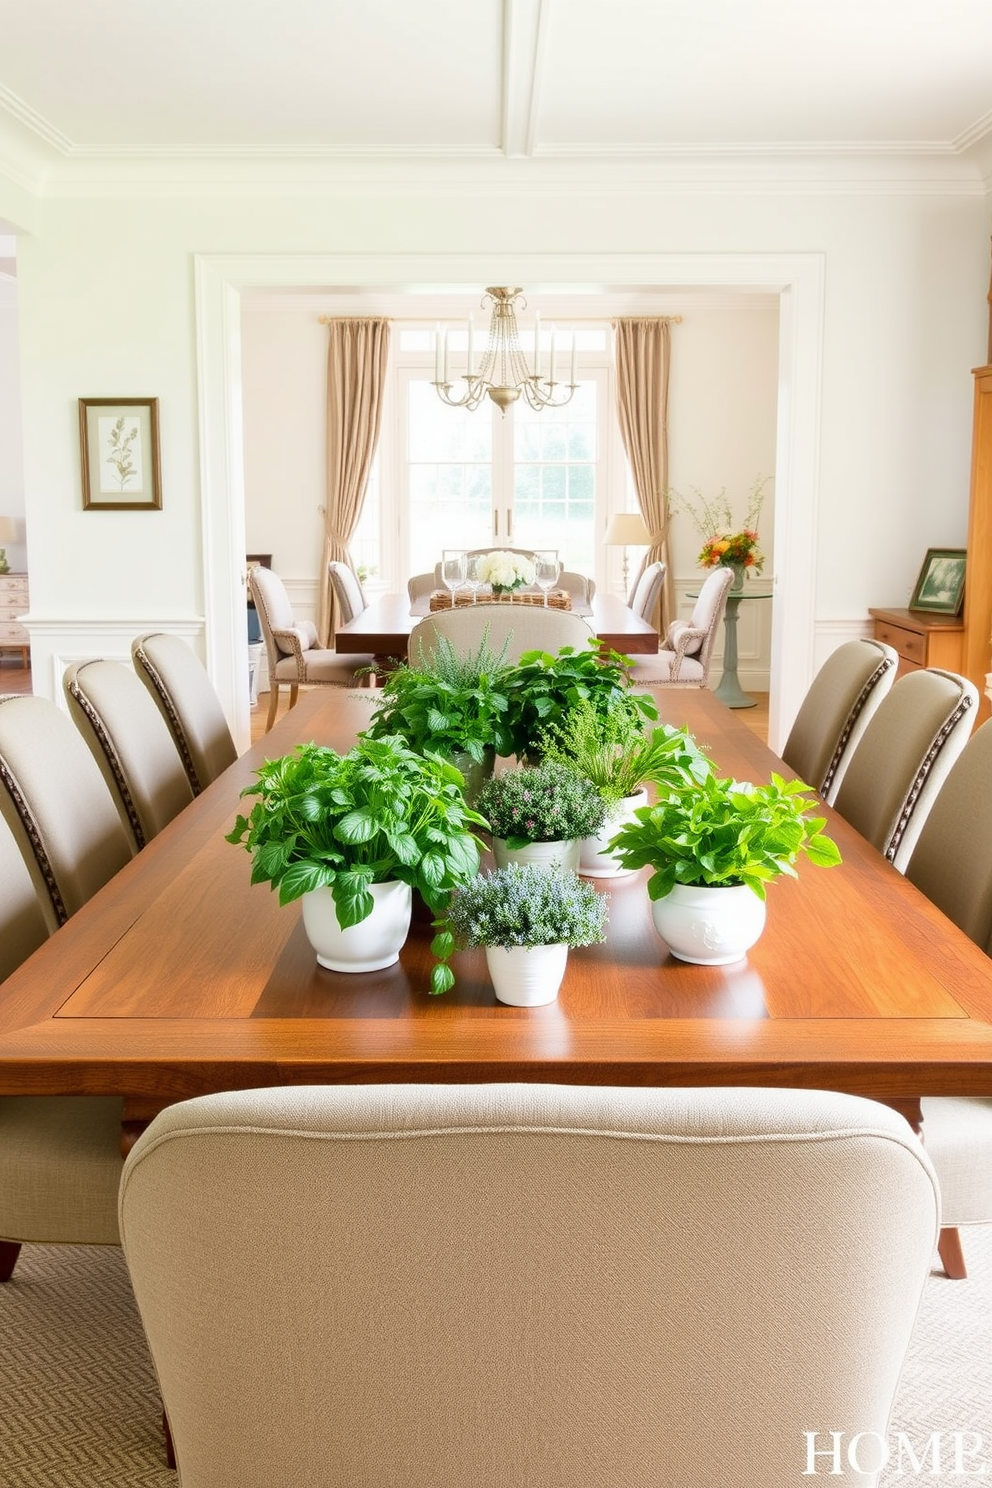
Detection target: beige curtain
<box><xmin>613</xmin><ymin>318</ymin><xmax>674</xmax><ymax>632</ymax></box>
<box><xmin>320</xmin><ymin>318</ymin><xmax>391</xmax><ymax>645</ymax></box>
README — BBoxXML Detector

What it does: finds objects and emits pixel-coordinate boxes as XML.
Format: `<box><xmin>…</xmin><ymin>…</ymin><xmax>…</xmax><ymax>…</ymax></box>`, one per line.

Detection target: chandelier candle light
<box><xmin>434</xmin><ymin>288</ymin><xmax>577</xmax><ymax>413</ymax></box>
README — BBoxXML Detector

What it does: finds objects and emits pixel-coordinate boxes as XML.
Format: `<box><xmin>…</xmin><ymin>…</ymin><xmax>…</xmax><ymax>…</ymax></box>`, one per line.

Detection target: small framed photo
<box><xmin>79</xmin><ymin>398</ymin><xmax>162</xmax><ymax>510</ymax></box>
<box><xmin>909</xmin><ymin>547</ymin><xmax>967</xmax><ymax>615</ymax></box>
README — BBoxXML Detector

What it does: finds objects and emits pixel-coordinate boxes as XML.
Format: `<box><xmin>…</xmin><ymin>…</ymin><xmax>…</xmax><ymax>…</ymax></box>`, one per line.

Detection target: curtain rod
<box><xmin>318</xmin><ymin>314</ymin><xmax>683</xmax><ymax>325</ymax></box>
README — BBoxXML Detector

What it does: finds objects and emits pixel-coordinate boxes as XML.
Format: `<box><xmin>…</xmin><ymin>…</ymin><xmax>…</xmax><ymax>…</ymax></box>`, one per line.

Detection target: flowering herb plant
<box><xmin>669</xmin><ymin>476</ymin><xmax>768</xmax><ymax>575</ymax></box>
<box><xmin>476</xmin><ymin>761</ymin><xmax>606</xmax><ymax>847</ymax></box>
<box><xmin>474</xmin><ymin>549</ymin><xmax>536</xmax><ymax>594</ymax></box>
<box><xmin>441</xmin><ymin>862</ymin><xmax>609</xmax><ymax>950</ymax></box>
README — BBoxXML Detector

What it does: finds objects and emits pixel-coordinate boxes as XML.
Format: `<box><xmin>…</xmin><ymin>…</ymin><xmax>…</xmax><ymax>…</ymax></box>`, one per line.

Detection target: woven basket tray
<box><xmin>429</xmin><ymin>589</ymin><xmax>571</xmax><ymax>612</ymax></box>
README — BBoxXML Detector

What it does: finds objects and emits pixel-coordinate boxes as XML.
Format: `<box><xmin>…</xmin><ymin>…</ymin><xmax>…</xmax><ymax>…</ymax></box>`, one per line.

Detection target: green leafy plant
<box><xmin>226</xmin><ymin>735</ymin><xmax>488</xmax><ymax>993</ymax></box>
<box><xmin>476</xmin><ymin>761</ymin><xmax>607</xmax><ymax>847</ymax></box>
<box><xmin>442</xmin><ymin>863</ymin><xmax>609</xmax><ymax>949</ymax></box>
<box><xmin>608</xmin><ymin>771</ymin><xmax>842</xmax><ymax>900</ymax></box>
<box><xmin>363</xmin><ymin>632</ymin><xmax>516</xmax><ymax>762</ymax></box>
<box><xmin>538</xmin><ymin>697</ymin><xmax>712</xmax><ymax>806</ymax></box>
<box><xmin>504</xmin><ymin>638</ymin><xmax>657</xmax><ymax>760</ymax></box>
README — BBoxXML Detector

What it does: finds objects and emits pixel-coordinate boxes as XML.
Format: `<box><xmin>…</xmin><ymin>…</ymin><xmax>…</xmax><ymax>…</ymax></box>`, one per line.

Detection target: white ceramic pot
<box><xmin>579</xmin><ymin>787</ymin><xmax>648</xmax><ymax>878</ymax></box>
<box><xmin>301</xmin><ymin>881</ymin><xmax>413</xmax><ymax>973</ymax></box>
<box><xmin>485</xmin><ymin>943</ymin><xmax>569</xmax><ymax>1006</ymax></box>
<box><xmin>650</xmin><ymin>882</ymin><xmax>766</xmax><ymax>966</ymax></box>
<box><xmin>492</xmin><ymin>837</ymin><xmax>580</xmax><ymax>871</ymax></box>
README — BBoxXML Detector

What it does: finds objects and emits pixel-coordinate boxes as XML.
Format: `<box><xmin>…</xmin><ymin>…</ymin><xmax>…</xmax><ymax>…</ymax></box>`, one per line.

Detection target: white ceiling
<box><xmin>1</xmin><ymin>0</ymin><xmax>991</xmax><ymax>187</ymax></box>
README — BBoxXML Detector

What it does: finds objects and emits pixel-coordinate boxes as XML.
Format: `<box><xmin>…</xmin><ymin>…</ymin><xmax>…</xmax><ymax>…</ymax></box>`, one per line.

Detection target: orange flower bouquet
<box><xmin>668</xmin><ymin>477</ymin><xmax>768</xmax><ymax>576</ymax></box>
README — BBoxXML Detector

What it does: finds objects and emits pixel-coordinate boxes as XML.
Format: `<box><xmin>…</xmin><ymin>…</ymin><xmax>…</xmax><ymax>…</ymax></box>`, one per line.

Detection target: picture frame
<box><xmin>908</xmin><ymin>547</ymin><xmax>967</xmax><ymax>616</ymax></box>
<box><xmin>79</xmin><ymin>398</ymin><xmax>162</xmax><ymax>510</ymax></box>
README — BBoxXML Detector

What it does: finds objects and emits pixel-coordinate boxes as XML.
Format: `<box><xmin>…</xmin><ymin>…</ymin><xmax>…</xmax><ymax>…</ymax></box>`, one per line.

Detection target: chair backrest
<box><xmin>833</xmin><ymin>667</ymin><xmax>978</xmax><ymax>872</ymax></box>
<box><xmin>328</xmin><ymin>561</ymin><xmax>367</xmax><ymax>626</ymax></box>
<box><xmin>248</xmin><ymin>564</ymin><xmax>307</xmax><ymax>673</ymax></box>
<box><xmin>658</xmin><ymin>565</ymin><xmax>733</xmax><ymax>682</ymax></box>
<box><xmin>0</xmin><ymin>694</ymin><xmax>133</xmax><ymax>933</ymax></box>
<box><xmin>64</xmin><ymin>659</ymin><xmax>195</xmax><ymax>851</ymax></box>
<box><xmin>907</xmin><ymin>716</ymin><xmax>992</xmax><ymax>956</ymax></box>
<box><xmin>0</xmin><ymin>806</ymin><xmax>49</xmax><ymax>982</ymax></box>
<box><xmin>628</xmin><ymin>560</ymin><xmax>665</xmax><ymax>622</ymax></box>
<box><xmin>781</xmin><ymin>638</ymin><xmax>898</xmax><ymax>800</ymax></box>
<box><xmin>407</xmin><ymin>604</ymin><xmax>593</xmax><ymax>664</ymax></box>
<box><xmin>407</xmin><ymin>571</ymin><xmax>435</xmax><ymax>606</ymax></box>
<box><xmin>120</xmin><ymin>1082</ymin><xmax>938</xmax><ymax>1488</ymax></box>
<box><xmin>131</xmin><ymin>633</ymin><xmax>238</xmax><ymax>797</ymax></box>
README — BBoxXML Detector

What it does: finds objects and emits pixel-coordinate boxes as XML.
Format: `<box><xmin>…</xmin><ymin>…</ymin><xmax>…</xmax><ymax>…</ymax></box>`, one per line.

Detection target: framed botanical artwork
<box><xmin>79</xmin><ymin>398</ymin><xmax>162</xmax><ymax>510</ymax></box>
<box><xmin>908</xmin><ymin>547</ymin><xmax>967</xmax><ymax>615</ymax></box>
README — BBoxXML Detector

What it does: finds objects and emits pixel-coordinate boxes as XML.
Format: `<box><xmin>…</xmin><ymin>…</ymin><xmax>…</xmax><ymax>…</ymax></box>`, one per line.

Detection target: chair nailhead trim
<box><xmin>67</xmin><ymin>675</ymin><xmax>146</xmax><ymax>849</ymax></box>
<box><xmin>821</xmin><ymin>656</ymin><xmax>896</xmax><ymax>797</ymax></box>
<box><xmin>885</xmin><ymin>693</ymin><xmax>974</xmax><ymax>863</ymax></box>
<box><xmin>133</xmin><ymin>644</ymin><xmax>203</xmax><ymax>797</ymax></box>
<box><xmin>0</xmin><ymin>700</ymin><xmax>69</xmax><ymax>926</ymax></box>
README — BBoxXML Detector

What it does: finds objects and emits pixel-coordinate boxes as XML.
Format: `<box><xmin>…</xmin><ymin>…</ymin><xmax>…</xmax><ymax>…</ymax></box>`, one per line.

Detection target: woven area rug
<box><xmin>1</xmin><ymin>1231</ymin><xmax>990</xmax><ymax>1486</ymax></box>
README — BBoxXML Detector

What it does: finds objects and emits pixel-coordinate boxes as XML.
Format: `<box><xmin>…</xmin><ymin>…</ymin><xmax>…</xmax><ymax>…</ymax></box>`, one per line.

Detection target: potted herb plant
<box><xmin>362</xmin><ymin>633</ymin><xmax>515</xmax><ymax>802</ymax></box>
<box><xmin>503</xmin><ymin>638</ymin><xmax>657</xmax><ymax>762</ymax></box>
<box><xmin>439</xmin><ymin>862</ymin><xmax>609</xmax><ymax>1005</ymax></box>
<box><xmin>476</xmin><ymin>760</ymin><xmax>607</xmax><ymax>871</ymax></box>
<box><xmin>226</xmin><ymin>735</ymin><xmax>487</xmax><ymax>987</ymax></box>
<box><xmin>538</xmin><ymin>698</ymin><xmax>713</xmax><ymax>877</ymax></box>
<box><xmin>608</xmin><ymin>771</ymin><xmax>842</xmax><ymax>965</ymax></box>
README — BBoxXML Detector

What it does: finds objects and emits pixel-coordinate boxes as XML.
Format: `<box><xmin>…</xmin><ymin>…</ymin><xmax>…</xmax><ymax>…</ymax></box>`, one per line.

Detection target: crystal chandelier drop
<box><xmin>433</xmin><ymin>287</ymin><xmax>576</xmax><ymax>413</ymax></box>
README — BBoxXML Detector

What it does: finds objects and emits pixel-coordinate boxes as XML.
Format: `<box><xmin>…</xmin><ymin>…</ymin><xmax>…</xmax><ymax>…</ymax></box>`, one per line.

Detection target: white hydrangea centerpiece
<box><xmin>475</xmin><ymin>549</ymin><xmax>536</xmax><ymax>595</ymax></box>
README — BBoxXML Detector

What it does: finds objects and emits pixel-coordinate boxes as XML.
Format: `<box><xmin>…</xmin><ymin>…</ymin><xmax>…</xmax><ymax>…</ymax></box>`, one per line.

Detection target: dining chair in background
<box><xmin>0</xmin><ymin>726</ymin><xmax>126</xmax><ymax>1284</ymax></box>
<box><xmin>627</xmin><ymin>559</ymin><xmax>666</xmax><ymax>623</ymax></box>
<box><xmin>327</xmin><ymin>559</ymin><xmax>368</xmax><ymax>625</ymax></box>
<box><xmin>64</xmin><ymin>658</ymin><xmax>195</xmax><ymax>851</ymax></box>
<box><xmin>628</xmin><ymin>564</ymin><xmax>733</xmax><ymax>686</ymax></box>
<box><xmin>780</xmin><ymin>637</ymin><xmax>898</xmax><ymax>800</ymax></box>
<box><xmin>249</xmin><ymin>565</ymin><xmax>377</xmax><ymax>732</ymax></box>
<box><xmin>407</xmin><ymin>602</ymin><xmax>593</xmax><ymax>664</ymax></box>
<box><xmin>903</xmin><ymin>716</ymin><xmax>992</xmax><ymax>1280</ymax></box>
<box><xmin>131</xmin><ymin>631</ymin><xmax>238</xmax><ymax>794</ymax></box>
<box><xmin>831</xmin><ymin>666</ymin><xmax>977</xmax><ymax>873</ymax></box>
<box><xmin>119</xmin><ymin>1082</ymin><xmax>938</xmax><ymax>1488</ymax></box>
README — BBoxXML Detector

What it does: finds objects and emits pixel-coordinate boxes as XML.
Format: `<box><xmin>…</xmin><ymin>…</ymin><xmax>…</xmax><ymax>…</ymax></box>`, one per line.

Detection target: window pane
<box><xmin>511</xmin><ymin>382</ymin><xmax>597</xmax><ymax>573</ymax></box>
<box><xmin>407</xmin><ymin>380</ymin><xmax>493</xmax><ymax>573</ymax></box>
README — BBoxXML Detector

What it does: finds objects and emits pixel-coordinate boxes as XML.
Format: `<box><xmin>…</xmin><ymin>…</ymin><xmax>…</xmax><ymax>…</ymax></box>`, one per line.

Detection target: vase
<box><xmin>485</xmin><ymin>943</ymin><xmax>569</xmax><ymax>1006</ymax></box>
<box><xmin>448</xmin><ymin>746</ymin><xmax>496</xmax><ymax>809</ymax></box>
<box><xmin>492</xmin><ymin>837</ymin><xmax>580</xmax><ymax>871</ymax></box>
<box><xmin>301</xmin><ymin>881</ymin><xmax>412</xmax><ymax>972</ymax></box>
<box><xmin>650</xmin><ymin>882</ymin><xmax>766</xmax><ymax>966</ymax></box>
<box><xmin>724</xmin><ymin>562</ymin><xmax>746</xmax><ymax>593</ymax></box>
<box><xmin>579</xmin><ymin>787</ymin><xmax>648</xmax><ymax>878</ymax></box>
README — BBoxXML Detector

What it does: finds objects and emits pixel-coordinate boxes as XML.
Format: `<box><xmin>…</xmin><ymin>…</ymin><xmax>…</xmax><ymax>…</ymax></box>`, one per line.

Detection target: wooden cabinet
<box><xmin>868</xmin><ymin>607</ymin><xmax>964</xmax><ymax>679</ymax></box>
<box><xmin>0</xmin><ymin>572</ymin><xmax>30</xmax><ymax>666</ymax></box>
<box><xmin>963</xmin><ymin>365</ymin><xmax>992</xmax><ymax>724</ymax></box>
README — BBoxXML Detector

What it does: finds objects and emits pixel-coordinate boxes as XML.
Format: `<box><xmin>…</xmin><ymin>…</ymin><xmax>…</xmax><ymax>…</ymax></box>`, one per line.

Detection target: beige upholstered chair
<box><xmin>628</xmin><ymin>559</ymin><xmax>666</xmax><ymax>622</ymax></box>
<box><xmin>0</xmin><ymin>694</ymin><xmax>133</xmax><ymax>933</ymax></box>
<box><xmin>120</xmin><ymin>1082</ymin><xmax>937</xmax><ymax>1488</ymax></box>
<box><xmin>407</xmin><ymin>571</ymin><xmax>436</xmax><ymax>607</ymax></box>
<box><xmin>0</xmin><ymin>752</ymin><xmax>124</xmax><ymax>1284</ymax></box>
<box><xmin>904</xmin><ymin>717</ymin><xmax>992</xmax><ymax>1277</ymax></box>
<box><xmin>249</xmin><ymin>565</ymin><xmax>376</xmax><ymax>732</ymax></box>
<box><xmin>629</xmin><ymin>564</ymin><xmax>733</xmax><ymax>685</ymax></box>
<box><xmin>781</xmin><ymin>638</ymin><xmax>898</xmax><ymax>801</ymax></box>
<box><xmin>327</xmin><ymin>560</ymin><xmax>367</xmax><ymax>625</ymax></box>
<box><xmin>832</xmin><ymin>667</ymin><xmax>977</xmax><ymax>873</ymax></box>
<box><xmin>408</xmin><ymin>603</ymin><xmax>593</xmax><ymax>665</ymax></box>
<box><xmin>131</xmin><ymin>632</ymin><xmax>238</xmax><ymax>796</ymax></box>
<box><xmin>64</xmin><ymin>658</ymin><xmax>194</xmax><ymax>851</ymax></box>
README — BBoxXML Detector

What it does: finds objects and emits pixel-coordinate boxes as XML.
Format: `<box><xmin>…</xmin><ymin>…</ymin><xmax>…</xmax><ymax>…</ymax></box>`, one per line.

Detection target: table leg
<box><xmin>713</xmin><ymin>597</ymin><xmax>755</xmax><ymax>709</ymax></box>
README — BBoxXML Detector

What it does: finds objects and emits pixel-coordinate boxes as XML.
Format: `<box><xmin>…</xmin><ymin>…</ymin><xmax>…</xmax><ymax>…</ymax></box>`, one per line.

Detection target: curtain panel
<box><xmin>613</xmin><ymin>318</ymin><xmax>675</xmax><ymax>632</ymax></box>
<box><xmin>320</xmin><ymin>319</ymin><xmax>391</xmax><ymax>646</ymax></box>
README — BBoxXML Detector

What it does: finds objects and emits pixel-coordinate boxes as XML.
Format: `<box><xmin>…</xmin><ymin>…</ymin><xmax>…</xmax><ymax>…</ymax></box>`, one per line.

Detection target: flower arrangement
<box><xmin>476</xmin><ymin>761</ymin><xmax>607</xmax><ymax>848</ymax></box>
<box><xmin>441</xmin><ymin>863</ymin><xmax>609</xmax><ymax>950</ymax></box>
<box><xmin>475</xmin><ymin>549</ymin><xmax>536</xmax><ymax>594</ymax></box>
<box><xmin>668</xmin><ymin>476</ymin><xmax>768</xmax><ymax>576</ymax></box>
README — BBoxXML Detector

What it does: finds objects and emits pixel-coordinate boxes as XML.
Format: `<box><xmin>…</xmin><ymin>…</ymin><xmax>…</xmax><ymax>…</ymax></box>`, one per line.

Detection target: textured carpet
<box><xmin>0</xmin><ymin>1231</ymin><xmax>989</xmax><ymax>1486</ymax></box>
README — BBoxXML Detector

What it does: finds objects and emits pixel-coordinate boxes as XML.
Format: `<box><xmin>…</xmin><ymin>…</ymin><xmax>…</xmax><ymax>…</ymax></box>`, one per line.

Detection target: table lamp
<box><xmin>0</xmin><ymin>516</ymin><xmax>16</xmax><ymax>576</ymax></box>
<box><xmin>604</xmin><ymin>511</ymin><xmax>651</xmax><ymax>597</ymax></box>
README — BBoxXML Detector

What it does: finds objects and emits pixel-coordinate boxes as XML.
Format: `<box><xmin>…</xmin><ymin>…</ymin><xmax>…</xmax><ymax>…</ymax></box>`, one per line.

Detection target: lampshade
<box><xmin>0</xmin><ymin>517</ymin><xmax>17</xmax><ymax>543</ymax></box>
<box><xmin>603</xmin><ymin>512</ymin><xmax>650</xmax><ymax>546</ymax></box>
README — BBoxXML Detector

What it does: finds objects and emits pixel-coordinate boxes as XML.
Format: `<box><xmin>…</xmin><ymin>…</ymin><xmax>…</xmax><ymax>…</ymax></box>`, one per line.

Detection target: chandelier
<box><xmin>433</xmin><ymin>287</ymin><xmax>576</xmax><ymax>413</ymax></box>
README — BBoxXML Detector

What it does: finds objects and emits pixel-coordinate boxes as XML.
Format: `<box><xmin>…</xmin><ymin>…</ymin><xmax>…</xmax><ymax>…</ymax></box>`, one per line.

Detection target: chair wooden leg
<box><xmin>264</xmin><ymin>682</ymin><xmax>280</xmax><ymax>732</ymax></box>
<box><xmin>289</xmin><ymin>683</ymin><xmax>299</xmax><ymax>709</ymax></box>
<box><xmin>0</xmin><ymin>1240</ymin><xmax>22</xmax><ymax>1281</ymax></box>
<box><xmin>937</xmin><ymin>1225</ymin><xmax>968</xmax><ymax>1280</ymax></box>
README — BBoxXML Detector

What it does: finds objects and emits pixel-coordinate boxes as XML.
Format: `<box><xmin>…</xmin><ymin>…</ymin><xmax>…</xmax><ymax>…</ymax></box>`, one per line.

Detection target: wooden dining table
<box><xmin>2</xmin><ymin>686</ymin><xmax>992</xmax><ymax>1162</ymax></box>
<box><xmin>335</xmin><ymin>591</ymin><xmax>659</xmax><ymax>661</ymax></box>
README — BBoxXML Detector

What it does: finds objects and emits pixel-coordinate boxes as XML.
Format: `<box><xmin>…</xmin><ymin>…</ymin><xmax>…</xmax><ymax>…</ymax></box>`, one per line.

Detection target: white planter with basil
<box><xmin>301</xmin><ymin>881</ymin><xmax>413</xmax><ymax>972</ymax></box>
<box><xmin>650</xmin><ymin>883</ymin><xmax>766</xmax><ymax>966</ymax></box>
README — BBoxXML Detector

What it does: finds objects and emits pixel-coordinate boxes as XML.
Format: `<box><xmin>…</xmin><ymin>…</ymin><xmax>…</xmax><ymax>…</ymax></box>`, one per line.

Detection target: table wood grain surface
<box><xmin>2</xmin><ymin>687</ymin><xmax>991</xmax><ymax>1137</ymax></box>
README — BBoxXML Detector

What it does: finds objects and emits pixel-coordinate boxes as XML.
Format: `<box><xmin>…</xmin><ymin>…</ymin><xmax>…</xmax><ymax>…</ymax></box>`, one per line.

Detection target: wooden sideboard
<box><xmin>0</xmin><ymin>572</ymin><xmax>29</xmax><ymax>667</ymax></box>
<box><xmin>868</xmin><ymin>606</ymin><xmax>964</xmax><ymax>679</ymax></box>
<box><xmin>963</xmin><ymin>364</ymin><xmax>992</xmax><ymax>724</ymax></box>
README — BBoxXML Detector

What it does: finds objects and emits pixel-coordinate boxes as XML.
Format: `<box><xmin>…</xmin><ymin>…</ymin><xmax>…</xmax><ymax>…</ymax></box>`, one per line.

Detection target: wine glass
<box><xmin>534</xmin><ymin>553</ymin><xmax>562</xmax><ymax>607</ymax></box>
<box><xmin>464</xmin><ymin>554</ymin><xmax>482</xmax><ymax>605</ymax></box>
<box><xmin>440</xmin><ymin>552</ymin><xmax>466</xmax><ymax>607</ymax></box>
